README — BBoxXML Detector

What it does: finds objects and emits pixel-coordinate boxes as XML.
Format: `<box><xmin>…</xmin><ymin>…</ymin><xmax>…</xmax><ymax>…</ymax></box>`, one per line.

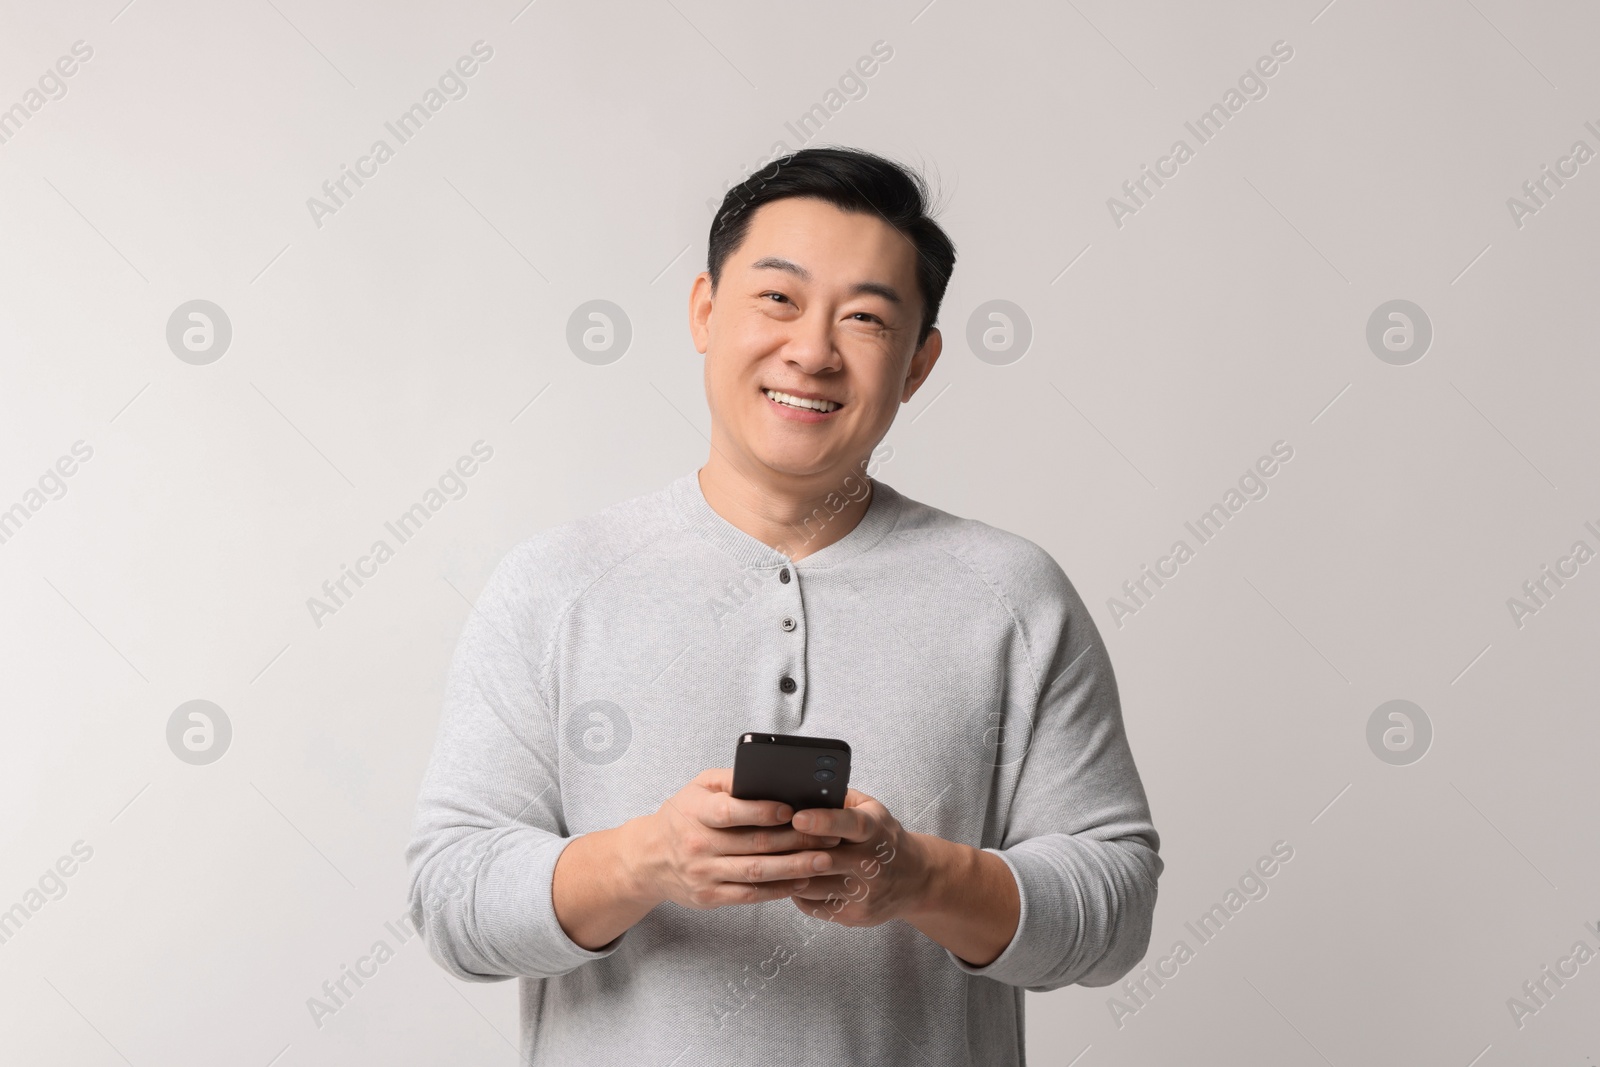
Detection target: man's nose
<box><xmin>781</xmin><ymin>309</ymin><xmax>840</xmax><ymax>372</ymax></box>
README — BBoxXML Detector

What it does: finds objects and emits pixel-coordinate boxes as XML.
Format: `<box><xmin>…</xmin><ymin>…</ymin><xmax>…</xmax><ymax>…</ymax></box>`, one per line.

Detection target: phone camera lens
<box><xmin>815</xmin><ymin>755</ymin><xmax>837</xmax><ymax>768</ymax></box>
<box><xmin>813</xmin><ymin>769</ymin><xmax>836</xmax><ymax>782</ymax></box>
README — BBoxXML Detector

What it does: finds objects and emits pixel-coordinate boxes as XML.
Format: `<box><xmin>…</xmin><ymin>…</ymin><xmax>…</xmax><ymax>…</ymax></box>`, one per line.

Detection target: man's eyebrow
<box><xmin>851</xmin><ymin>281</ymin><xmax>902</xmax><ymax>305</ymax></box>
<box><xmin>751</xmin><ymin>256</ymin><xmax>810</xmax><ymax>280</ymax></box>
<box><xmin>750</xmin><ymin>256</ymin><xmax>902</xmax><ymax>304</ymax></box>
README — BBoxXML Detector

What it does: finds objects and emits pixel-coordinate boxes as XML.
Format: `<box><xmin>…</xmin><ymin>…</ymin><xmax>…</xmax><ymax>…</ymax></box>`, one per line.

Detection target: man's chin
<box><xmin>748</xmin><ymin>447</ymin><xmax>851</xmax><ymax>484</ymax></box>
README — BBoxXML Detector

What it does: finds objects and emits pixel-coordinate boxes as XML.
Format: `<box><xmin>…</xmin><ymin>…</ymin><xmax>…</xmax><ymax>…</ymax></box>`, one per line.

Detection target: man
<box><xmin>406</xmin><ymin>146</ymin><xmax>1162</xmax><ymax>1065</ymax></box>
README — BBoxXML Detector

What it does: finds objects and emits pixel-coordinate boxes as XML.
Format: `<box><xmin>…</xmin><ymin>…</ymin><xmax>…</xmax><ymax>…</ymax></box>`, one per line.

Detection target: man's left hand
<box><xmin>787</xmin><ymin>788</ymin><xmax>932</xmax><ymax>927</ymax></box>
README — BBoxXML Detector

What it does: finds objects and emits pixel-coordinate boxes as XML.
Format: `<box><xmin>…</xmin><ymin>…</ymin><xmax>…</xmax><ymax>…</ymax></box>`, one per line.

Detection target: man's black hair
<box><xmin>707</xmin><ymin>146</ymin><xmax>956</xmax><ymax>348</ymax></box>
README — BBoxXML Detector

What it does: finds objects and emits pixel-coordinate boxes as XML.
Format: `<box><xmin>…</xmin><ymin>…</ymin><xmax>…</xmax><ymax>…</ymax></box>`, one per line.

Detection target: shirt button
<box><xmin>779</xmin><ymin>568</ymin><xmax>791</xmax><ymax>584</ymax></box>
<box><xmin>781</xmin><ymin>616</ymin><xmax>796</xmax><ymax>632</ymax></box>
<box><xmin>779</xmin><ymin>676</ymin><xmax>797</xmax><ymax>694</ymax></box>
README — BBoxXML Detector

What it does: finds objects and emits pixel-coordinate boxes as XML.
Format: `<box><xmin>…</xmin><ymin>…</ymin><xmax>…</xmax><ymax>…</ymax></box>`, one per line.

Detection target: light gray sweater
<box><xmin>406</xmin><ymin>469</ymin><xmax>1162</xmax><ymax>1065</ymax></box>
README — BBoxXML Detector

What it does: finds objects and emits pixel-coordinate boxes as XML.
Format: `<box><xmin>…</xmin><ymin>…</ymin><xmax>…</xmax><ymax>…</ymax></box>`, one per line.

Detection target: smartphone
<box><xmin>731</xmin><ymin>732</ymin><xmax>852</xmax><ymax>814</ymax></box>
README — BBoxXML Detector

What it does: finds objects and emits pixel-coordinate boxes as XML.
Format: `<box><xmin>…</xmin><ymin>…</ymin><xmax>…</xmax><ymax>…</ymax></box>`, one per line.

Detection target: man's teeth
<box><xmin>764</xmin><ymin>389</ymin><xmax>840</xmax><ymax>413</ymax></box>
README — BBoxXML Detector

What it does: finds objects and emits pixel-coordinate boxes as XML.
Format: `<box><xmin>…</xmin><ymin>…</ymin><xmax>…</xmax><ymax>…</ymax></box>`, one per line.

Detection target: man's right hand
<box><xmin>553</xmin><ymin>767</ymin><xmax>842</xmax><ymax>950</ymax></box>
<box><xmin>631</xmin><ymin>768</ymin><xmax>841</xmax><ymax>910</ymax></box>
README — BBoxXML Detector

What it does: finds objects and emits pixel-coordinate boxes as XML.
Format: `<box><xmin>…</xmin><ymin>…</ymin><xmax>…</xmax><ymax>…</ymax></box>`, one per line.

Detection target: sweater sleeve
<box><xmin>945</xmin><ymin>548</ymin><xmax>1162</xmax><ymax>991</ymax></box>
<box><xmin>405</xmin><ymin>543</ymin><xmax>625</xmax><ymax>981</ymax></box>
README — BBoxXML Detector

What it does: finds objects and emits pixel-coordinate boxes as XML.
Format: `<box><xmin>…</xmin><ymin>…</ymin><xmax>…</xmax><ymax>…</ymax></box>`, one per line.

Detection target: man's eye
<box><xmin>762</xmin><ymin>292</ymin><xmax>790</xmax><ymax>304</ymax></box>
<box><xmin>850</xmin><ymin>313</ymin><xmax>883</xmax><ymax>324</ymax></box>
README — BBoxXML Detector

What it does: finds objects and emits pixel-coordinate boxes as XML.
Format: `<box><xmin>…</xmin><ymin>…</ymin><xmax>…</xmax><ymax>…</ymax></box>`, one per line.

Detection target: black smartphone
<box><xmin>731</xmin><ymin>732</ymin><xmax>852</xmax><ymax>814</ymax></box>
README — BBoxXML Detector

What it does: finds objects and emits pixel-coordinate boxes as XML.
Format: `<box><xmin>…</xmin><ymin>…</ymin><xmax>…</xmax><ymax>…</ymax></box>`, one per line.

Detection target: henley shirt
<box><xmin>405</xmin><ymin>468</ymin><xmax>1162</xmax><ymax>1065</ymax></box>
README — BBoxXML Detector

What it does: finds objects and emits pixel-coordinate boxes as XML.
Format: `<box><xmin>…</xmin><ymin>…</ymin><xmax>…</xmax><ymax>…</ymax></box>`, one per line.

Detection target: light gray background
<box><xmin>2</xmin><ymin>0</ymin><xmax>1596</xmax><ymax>1064</ymax></box>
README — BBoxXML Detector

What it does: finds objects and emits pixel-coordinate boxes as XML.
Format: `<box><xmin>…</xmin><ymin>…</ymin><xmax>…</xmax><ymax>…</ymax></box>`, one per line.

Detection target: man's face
<box><xmin>690</xmin><ymin>196</ymin><xmax>942</xmax><ymax>486</ymax></box>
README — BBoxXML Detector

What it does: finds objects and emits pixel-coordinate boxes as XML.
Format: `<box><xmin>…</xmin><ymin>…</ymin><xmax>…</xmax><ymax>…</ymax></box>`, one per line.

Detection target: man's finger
<box><xmin>715</xmin><ymin>827</ymin><xmax>842</xmax><ymax>854</ymax></box>
<box><xmin>789</xmin><ymin>873</ymin><xmax>870</xmax><ymax>903</ymax></box>
<box><xmin>688</xmin><ymin>783</ymin><xmax>787</xmax><ymax>831</ymax></box>
<box><xmin>694</xmin><ymin>767</ymin><xmax>734</xmax><ymax>791</ymax></box>
<box><xmin>711</xmin><ymin>796</ymin><xmax>794</xmax><ymax>829</ymax></box>
<box><xmin>713</xmin><ymin>850</ymin><xmax>829</xmax><ymax>884</ymax></box>
<box><xmin>688</xmin><ymin>768</ymin><xmax>798</xmax><ymax>827</ymax></box>
<box><xmin>791</xmin><ymin>805</ymin><xmax>872</xmax><ymax>841</ymax></box>
<box><xmin>707</xmin><ymin>878</ymin><xmax>814</xmax><ymax>908</ymax></box>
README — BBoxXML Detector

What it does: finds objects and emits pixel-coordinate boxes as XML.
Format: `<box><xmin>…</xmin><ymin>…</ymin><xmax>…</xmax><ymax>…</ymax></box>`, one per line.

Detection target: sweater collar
<box><xmin>671</xmin><ymin>466</ymin><xmax>904</xmax><ymax>571</ymax></box>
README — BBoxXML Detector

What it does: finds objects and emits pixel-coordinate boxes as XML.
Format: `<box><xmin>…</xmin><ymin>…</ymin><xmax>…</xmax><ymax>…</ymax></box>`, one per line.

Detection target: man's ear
<box><xmin>689</xmin><ymin>271</ymin><xmax>715</xmax><ymax>354</ymax></box>
<box><xmin>901</xmin><ymin>327</ymin><xmax>943</xmax><ymax>403</ymax></box>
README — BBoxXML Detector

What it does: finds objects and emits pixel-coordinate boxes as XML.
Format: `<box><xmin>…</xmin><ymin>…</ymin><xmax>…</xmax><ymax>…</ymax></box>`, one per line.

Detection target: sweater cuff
<box><xmin>943</xmin><ymin>846</ymin><xmax>1073</xmax><ymax>988</ymax></box>
<box><xmin>485</xmin><ymin>832</ymin><xmax>627</xmax><ymax>976</ymax></box>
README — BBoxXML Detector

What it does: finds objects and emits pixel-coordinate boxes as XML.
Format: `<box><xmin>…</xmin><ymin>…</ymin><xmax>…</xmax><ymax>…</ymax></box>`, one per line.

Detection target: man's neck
<box><xmin>697</xmin><ymin>454</ymin><xmax>874</xmax><ymax>563</ymax></box>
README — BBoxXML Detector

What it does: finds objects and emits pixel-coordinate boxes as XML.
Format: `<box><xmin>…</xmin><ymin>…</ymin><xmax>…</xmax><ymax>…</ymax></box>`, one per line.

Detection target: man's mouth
<box><xmin>762</xmin><ymin>388</ymin><xmax>842</xmax><ymax>413</ymax></box>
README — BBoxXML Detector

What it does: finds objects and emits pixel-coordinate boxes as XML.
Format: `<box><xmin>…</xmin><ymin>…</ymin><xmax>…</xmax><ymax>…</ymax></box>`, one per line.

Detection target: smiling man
<box><xmin>407</xmin><ymin>147</ymin><xmax>1162</xmax><ymax>1065</ymax></box>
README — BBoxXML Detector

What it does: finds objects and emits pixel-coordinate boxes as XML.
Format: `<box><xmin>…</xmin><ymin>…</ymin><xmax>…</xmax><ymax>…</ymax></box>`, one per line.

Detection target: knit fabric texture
<box><xmin>406</xmin><ymin>468</ymin><xmax>1162</xmax><ymax>1065</ymax></box>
